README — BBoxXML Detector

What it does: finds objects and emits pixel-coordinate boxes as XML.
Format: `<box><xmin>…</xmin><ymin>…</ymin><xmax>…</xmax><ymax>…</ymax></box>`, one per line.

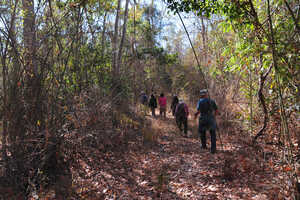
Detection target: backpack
<box><xmin>175</xmin><ymin>103</ymin><xmax>186</xmax><ymax>118</ymax></box>
<box><xmin>141</xmin><ymin>94</ymin><xmax>148</xmax><ymax>105</ymax></box>
<box><xmin>198</xmin><ymin>98</ymin><xmax>216</xmax><ymax>115</ymax></box>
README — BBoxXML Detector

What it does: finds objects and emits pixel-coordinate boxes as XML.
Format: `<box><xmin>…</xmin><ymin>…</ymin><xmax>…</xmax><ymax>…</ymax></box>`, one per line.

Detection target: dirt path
<box><xmin>138</xmin><ymin>113</ymin><xmax>265</xmax><ymax>200</ymax></box>
<box><xmin>33</xmin><ymin>110</ymin><xmax>285</xmax><ymax>199</ymax></box>
<box><xmin>68</xmin><ymin>111</ymin><xmax>281</xmax><ymax>200</ymax></box>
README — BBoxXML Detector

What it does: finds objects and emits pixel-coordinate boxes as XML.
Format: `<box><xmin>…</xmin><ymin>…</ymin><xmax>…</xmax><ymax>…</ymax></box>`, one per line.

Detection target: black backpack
<box><xmin>199</xmin><ymin>98</ymin><xmax>215</xmax><ymax>115</ymax></box>
<box><xmin>176</xmin><ymin>103</ymin><xmax>186</xmax><ymax>118</ymax></box>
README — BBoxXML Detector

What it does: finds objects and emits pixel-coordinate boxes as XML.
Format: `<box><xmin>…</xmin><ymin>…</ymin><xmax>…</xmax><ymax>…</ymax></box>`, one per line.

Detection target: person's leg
<box><xmin>200</xmin><ymin>129</ymin><xmax>207</xmax><ymax>148</ymax></box>
<box><xmin>183</xmin><ymin>117</ymin><xmax>188</xmax><ymax>135</ymax></box>
<box><xmin>210</xmin><ymin>129</ymin><xmax>216</xmax><ymax>153</ymax></box>
<box><xmin>151</xmin><ymin>107</ymin><xmax>155</xmax><ymax>116</ymax></box>
<box><xmin>198</xmin><ymin>118</ymin><xmax>207</xmax><ymax>148</ymax></box>
<box><xmin>163</xmin><ymin>108</ymin><xmax>166</xmax><ymax>118</ymax></box>
<box><xmin>176</xmin><ymin>117</ymin><xmax>181</xmax><ymax>131</ymax></box>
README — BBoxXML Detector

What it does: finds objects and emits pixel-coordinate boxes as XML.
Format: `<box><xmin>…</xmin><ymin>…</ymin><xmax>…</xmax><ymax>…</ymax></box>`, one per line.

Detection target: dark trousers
<box><xmin>199</xmin><ymin>129</ymin><xmax>216</xmax><ymax>153</ymax></box>
<box><xmin>160</xmin><ymin>107</ymin><xmax>166</xmax><ymax>118</ymax></box>
<box><xmin>151</xmin><ymin>107</ymin><xmax>156</xmax><ymax>117</ymax></box>
<box><xmin>176</xmin><ymin>116</ymin><xmax>188</xmax><ymax>134</ymax></box>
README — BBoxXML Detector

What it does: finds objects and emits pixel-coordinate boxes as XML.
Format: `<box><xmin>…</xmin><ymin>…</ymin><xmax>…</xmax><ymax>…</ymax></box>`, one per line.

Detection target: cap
<box><xmin>200</xmin><ymin>89</ymin><xmax>208</xmax><ymax>95</ymax></box>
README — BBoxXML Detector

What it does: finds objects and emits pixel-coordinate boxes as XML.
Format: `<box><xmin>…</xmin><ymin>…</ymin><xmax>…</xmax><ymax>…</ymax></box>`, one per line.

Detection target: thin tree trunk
<box><xmin>118</xmin><ymin>0</ymin><xmax>130</xmax><ymax>67</ymax></box>
<box><xmin>101</xmin><ymin>12</ymin><xmax>107</xmax><ymax>60</ymax></box>
<box><xmin>1</xmin><ymin>40</ymin><xmax>8</xmax><ymax>162</ymax></box>
<box><xmin>200</xmin><ymin>16</ymin><xmax>207</xmax><ymax>64</ymax></box>
<box><xmin>112</xmin><ymin>0</ymin><xmax>122</xmax><ymax>77</ymax></box>
<box><xmin>283</xmin><ymin>0</ymin><xmax>300</xmax><ymax>35</ymax></box>
<box><xmin>22</xmin><ymin>0</ymin><xmax>41</xmax><ymax>129</ymax></box>
<box><xmin>267</xmin><ymin>0</ymin><xmax>292</xmax><ymax>156</ymax></box>
<box><xmin>111</xmin><ymin>0</ymin><xmax>122</xmax><ymax>126</ymax></box>
<box><xmin>1</xmin><ymin>0</ymin><xmax>19</xmax><ymax>160</ymax></box>
<box><xmin>132</xmin><ymin>0</ymin><xmax>136</xmax><ymax>55</ymax></box>
<box><xmin>74</xmin><ymin>7</ymin><xmax>83</xmax><ymax>93</ymax></box>
<box><xmin>249</xmin><ymin>65</ymin><xmax>253</xmax><ymax>136</ymax></box>
<box><xmin>253</xmin><ymin>57</ymin><xmax>272</xmax><ymax>142</ymax></box>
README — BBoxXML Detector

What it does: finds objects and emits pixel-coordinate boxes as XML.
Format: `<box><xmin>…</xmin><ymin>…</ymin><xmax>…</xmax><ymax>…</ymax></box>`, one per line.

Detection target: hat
<box><xmin>200</xmin><ymin>89</ymin><xmax>208</xmax><ymax>95</ymax></box>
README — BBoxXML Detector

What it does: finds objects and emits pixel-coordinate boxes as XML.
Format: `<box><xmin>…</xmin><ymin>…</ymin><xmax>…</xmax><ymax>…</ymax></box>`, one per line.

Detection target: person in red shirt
<box><xmin>158</xmin><ymin>93</ymin><xmax>167</xmax><ymax>119</ymax></box>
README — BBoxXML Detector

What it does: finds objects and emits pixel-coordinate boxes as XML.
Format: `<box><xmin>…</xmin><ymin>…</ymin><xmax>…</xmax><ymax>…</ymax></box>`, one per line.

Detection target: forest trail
<box><xmin>138</xmin><ymin>112</ymin><xmax>274</xmax><ymax>199</ymax></box>
<box><xmin>64</xmin><ymin>110</ymin><xmax>282</xmax><ymax>200</ymax></box>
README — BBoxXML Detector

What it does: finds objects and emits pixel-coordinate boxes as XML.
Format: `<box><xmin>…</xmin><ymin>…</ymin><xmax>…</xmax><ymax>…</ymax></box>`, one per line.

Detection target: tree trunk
<box><xmin>1</xmin><ymin>40</ymin><xmax>8</xmax><ymax>162</ymax></box>
<box><xmin>283</xmin><ymin>0</ymin><xmax>300</xmax><ymax>35</ymax></box>
<box><xmin>200</xmin><ymin>16</ymin><xmax>207</xmax><ymax>64</ymax></box>
<box><xmin>253</xmin><ymin>57</ymin><xmax>272</xmax><ymax>142</ymax></box>
<box><xmin>1</xmin><ymin>0</ymin><xmax>20</xmax><ymax>160</ymax></box>
<box><xmin>112</xmin><ymin>0</ymin><xmax>121</xmax><ymax>77</ymax></box>
<box><xmin>22</xmin><ymin>0</ymin><xmax>41</xmax><ymax>128</ymax></box>
<box><xmin>111</xmin><ymin>0</ymin><xmax>122</xmax><ymax>126</ymax></box>
<box><xmin>118</xmin><ymin>0</ymin><xmax>130</xmax><ymax>66</ymax></box>
<box><xmin>267</xmin><ymin>0</ymin><xmax>291</xmax><ymax>154</ymax></box>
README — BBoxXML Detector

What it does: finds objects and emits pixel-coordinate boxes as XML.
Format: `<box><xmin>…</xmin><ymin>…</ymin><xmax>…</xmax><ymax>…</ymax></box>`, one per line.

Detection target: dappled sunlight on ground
<box><xmin>36</xmin><ymin>107</ymin><xmax>291</xmax><ymax>199</ymax></box>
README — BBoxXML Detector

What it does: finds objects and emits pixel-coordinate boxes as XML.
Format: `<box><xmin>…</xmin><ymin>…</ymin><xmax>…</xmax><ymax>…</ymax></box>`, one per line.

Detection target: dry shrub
<box><xmin>0</xmin><ymin>87</ymin><xmax>146</xmax><ymax>199</ymax></box>
<box><xmin>142</xmin><ymin>120</ymin><xmax>157</xmax><ymax>144</ymax></box>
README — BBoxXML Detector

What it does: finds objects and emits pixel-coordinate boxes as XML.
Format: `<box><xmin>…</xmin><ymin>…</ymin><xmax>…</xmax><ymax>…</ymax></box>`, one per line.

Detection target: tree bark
<box><xmin>283</xmin><ymin>0</ymin><xmax>300</xmax><ymax>35</ymax></box>
<box><xmin>101</xmin><ymin>12</ymin><xmax>107</xmax><ymax>60</ymax></box>
<box><xmin>267</xmin><ymin>0</ymin><xmax>291</xmax><ymax>151</ymax></box>
<box><xmin>253</xmin><ymin>61</ymin><xmax>272</xmax><ymax>142</ymax></box>
<box><xmin>200</xmin><ymin>16</ymin><xmax>207</xmax><ymax>64</ymax></box>
<box><xmin>1</xmin><ymin>0</ymin><xmax>20</xmax><ymax>160</ymax></box>
<box><xmin>22</xmin><ymin>0</ymin><xmax>41</xmax><ymax>128</ymax></box>
<box><xmin>117</xmin><ymin>0</ymin><xmax>130</xmax><ymax>66</ymax></box>
<box><xmin>1</xmin><ymin>38</ymin><xmax>8</xmax><ymax>162</ymax></box>
<box><xmin>112</xmin><ymin>0</ymin><xmax>122</xmax><ymax>77</ymax></box>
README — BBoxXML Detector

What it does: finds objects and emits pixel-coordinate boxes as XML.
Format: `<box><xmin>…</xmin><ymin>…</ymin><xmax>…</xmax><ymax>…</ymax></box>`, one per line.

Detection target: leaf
<box><xmin>283</xmin><ymin>166</ymin><xmax>292</xmax><ymax>172</ymax></box>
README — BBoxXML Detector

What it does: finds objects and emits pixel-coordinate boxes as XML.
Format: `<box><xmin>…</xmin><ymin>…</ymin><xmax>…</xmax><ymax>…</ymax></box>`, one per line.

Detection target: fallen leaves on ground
<box><xmin>38</xmin><ymin>112</ymin><xmax>295</xmax><ymax>199</ymax></box>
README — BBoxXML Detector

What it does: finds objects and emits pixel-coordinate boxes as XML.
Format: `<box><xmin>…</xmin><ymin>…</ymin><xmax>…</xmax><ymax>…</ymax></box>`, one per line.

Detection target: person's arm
<box><xmin>212</xmin><ymin>100</ymin><xmax>219</xmax><ymax>116</ymax></box>
<box><xmin>194</xmin><ymin>111</ymin><xmax>200</xmax><ymax>119</ymax></box>
<box><xmin>185</xmin><ymin>104</ymin><xmax>189</xmax><ymax>117</ymax></box>
<box><xmin>215</xmin><ymin>109</ymin><xmax>219</xmax><ymax>116</ymax></box>
<box><xmin>194</xmin><ymin>100</ymin><xmax>200</xmax><ymax>119</ymax></box>
<box><xmin>175</xmin><ymin>104</ymin><xmax>179</xmax><ymax>114</ymax></box>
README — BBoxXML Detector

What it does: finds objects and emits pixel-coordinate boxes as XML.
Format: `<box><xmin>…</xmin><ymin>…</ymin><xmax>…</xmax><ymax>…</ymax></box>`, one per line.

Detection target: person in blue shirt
<box><xmin>194</xmin><ymin>89</ymin><xmax>218</xmax><ymax>154</ymax></box>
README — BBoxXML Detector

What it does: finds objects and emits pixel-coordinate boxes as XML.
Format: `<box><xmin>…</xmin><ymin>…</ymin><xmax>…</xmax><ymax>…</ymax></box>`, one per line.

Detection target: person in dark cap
<box><xmin>194</xmin><ymin>89</ymin><xmax>218</xmax><ymax>153</ymax></box>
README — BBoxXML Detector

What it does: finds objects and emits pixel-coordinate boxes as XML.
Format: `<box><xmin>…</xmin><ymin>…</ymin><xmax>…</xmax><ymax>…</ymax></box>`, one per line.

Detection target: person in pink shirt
<box><xmin>158</xmin><ymin>93</ymin><xmax>167</xmax><ymax>118</ymax></box>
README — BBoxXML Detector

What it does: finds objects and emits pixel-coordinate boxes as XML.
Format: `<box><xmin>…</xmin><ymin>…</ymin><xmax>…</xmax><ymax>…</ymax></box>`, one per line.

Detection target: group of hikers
<box><xmin>140</xmin><ymin>89</ymin><xmax>219</xmax><ymax>154</ymax></box>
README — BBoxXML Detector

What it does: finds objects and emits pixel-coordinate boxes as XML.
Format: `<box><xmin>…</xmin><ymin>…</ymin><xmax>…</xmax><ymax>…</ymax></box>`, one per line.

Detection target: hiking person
<box><xmin>158</xmin><ymin>93</ymin><xmax>167</xmax><ymax>119</ymax></box>
<box><xmin>170</xmin><ymin>95</ymin><xmax>179</xmax><ymax>116</ymax></box>
<box><xmin>148</xmin><ymin>94</ymin><xmax>157</xmax><ymax>117</ymax></box>
<box><xmin>175</xmin><ymin>99</ymin><xmax>189</xmax><ymax>137</ymax></box>
<box><xmin>194</xmin><ymin>89</ymin><xmax>218</xmax><ymax>154</ymax></box>
<box><xmin>140</xmin><ymin>92</ymin><xmax>148</xmax><ymax>105</ymax></box>
<box><xmin>140</xmin><ymin>91</ymin><xmax>149</xmax><ymax>115</ymax></box>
